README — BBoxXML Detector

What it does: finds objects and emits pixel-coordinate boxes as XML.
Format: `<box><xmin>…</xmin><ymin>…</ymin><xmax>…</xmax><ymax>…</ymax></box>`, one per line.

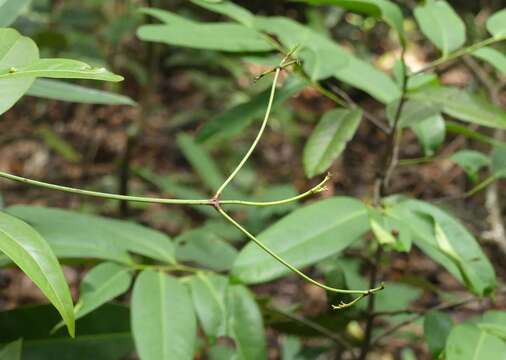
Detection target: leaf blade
<box><xmin>0</xmin><ymin>211</ymin><xmax>75</xmax><ymax>336</ymax></box>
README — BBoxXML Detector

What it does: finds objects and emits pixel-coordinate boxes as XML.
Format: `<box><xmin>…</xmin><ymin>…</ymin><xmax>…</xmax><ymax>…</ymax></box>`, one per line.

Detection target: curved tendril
<box><xmin>216</xmin><ymin>206</ymin><xmax>384</xmax><ymax>308</ymax></box>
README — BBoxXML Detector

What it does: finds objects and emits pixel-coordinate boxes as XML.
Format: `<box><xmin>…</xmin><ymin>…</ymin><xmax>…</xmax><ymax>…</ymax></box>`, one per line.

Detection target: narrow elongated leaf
<box><xmin>176</xmin><ymin>133</ymin><xmax>225</xmax><ymax>191</ymax></box>
<box><xmin>450</xmin><ymin>150</ymin><xmax>490</xmax><ymax>183</ymax></box>
<box><xmin>0</xmin><ymin>28</ymin><xmax>38</xmax><ymax>116</ymax></box>
<box><xmin>0</xmin><ymin>211</ymin><xmax>74</xmax><ymax>336</ymax></box>
<box><xmin>386</xmin><ymin>99</ymin><xmax>442</xmax><ymax>128</ymax></box>
<box><xmin>138</xmin><ymin>8</ymin><xmax>273</xmax><ymax>52</ymax></box>
<box><xmin>491</xmin><ymin>146</ymin><xmax>506</xmax><ymax>177</ymax></box>
<box><xmin>387</xmin><ymin>198</ymin><xmax>496</xmax><ymax>295</ymax></box>
<box><xmin>197</xmin><ymin>77</ymin><xmax>304</xmax><ymax>143</ymax></box>
<box><xmin>7</xmin><ymin>206</ymin><xmax>175</xmax><ymax>264</ymax></box>
<box><xmin>412</xmin><ymin>114</ymin><xmax>446</xmax><ymax>156</ymax></box>
<box><xmin>414</xmin><ymin>0</ymin><xmax>466</xmax><ymax>56</ymax></box>
<box><xmin>76</xmin><ymin>262</ymin><xmax>132</xmax><ymax>320</ymax></box>
<box><xmin>424</xmin><ymin>311</ymin><xmax>453</xmax><ymax>358</ymax></box>
<box><xmin>190</xmin><ymin>0</ymin><xmax>254</xmax><ymax>26</ymax></box>
<box><xmin>175</xmin><ymin>230</ymin><xmax>238</xmax><ymax>271</ymax></box>
<box><xmin>487</xmin><ymin>9</ymin><xmax>506</xmax><ymax>38</ymax></box>
<box><xmin>0</xmin><ymin>304</ymin><xmax>133</xmax><ymax>360</ymax></box>
<box><xmin>333</xmin><ymin>55</ymin><xmax>401</xmax><ymax>104</ymax></box>
<box><xmin>0</xmin><ymin>0</ymin><xmax>31</xmax><ymax>26</ymax></box>
<box><xmin>0</xmin><ymin>58</ymin><xmax>123</xmax><ymax>82</ymax></box>
<box><xmin>303</xmin><ymin>108</ymin><xmax>362</xmax><ymax>177</ymax></box>
<box><xmin>473</xmin><ymin>47</ymin><xmax>506</xmax><ymax>75</ymax></box>
<box><xmin>232</xmin><ymin>197</ymin><xmax>370</xmax><ymax>283</ymax></box>
<box><xmin>408</xmin><ymin>86</ymin><xmax>506</xmax><ymax>129</ymax></box>
<box><xmin>188</xmin><ymin>273</ymin><xmax>229</xmax><ymax>338</ymax></box>
<box><xmin>131</xmin><ymin>270</ymin><xmax>196</xmax><ymax>360</ymax></box>
<box><xmin>0</xmin><ymin>339</ymin><xmax>22</xmax><ymax>360</ymax></box>
<box><xmin>227</xmin><ymin>285</ymin><xmax>267</xmax><ymax>360</ymax></box>
<box><xmin>252</xmin><ymin>16</ymin><xmax>400</xmax><ymax>102</ymax></box>
<box><xmin>446</xmin><ymin>324</ymin><xmax>506</xmax><ymax>360</ymax></box>
<box><xmin>299</xmin><ymin>0</ymin><xmax>405</xmax><ymax>41</ymax></box>
<box><xmin>52</xmin><ymin>262</ymin><xmax>133</xmax><ymax>333</ymax></box>
<box><xmin>253</xmin><ymin>16</ymin><xmax>348</xmax><ymax>80</ymax></box>
<box><xmin>27</xmin><ymin>79</ymin><xmax>136</xmax><ymax>105</ymax></box>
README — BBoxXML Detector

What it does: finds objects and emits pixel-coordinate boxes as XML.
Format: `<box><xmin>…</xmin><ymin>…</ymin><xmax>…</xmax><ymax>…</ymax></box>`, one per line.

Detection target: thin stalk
<box><xmin>360</xmin><ymin>48</ymin><xmax>409</xmax><ymax>360</ymax></box>
<box><xmin>0</xmin><ymin>171</ymin><xmax>212</xmax><ymax>206</ymax></box>
<box><xmin>216</xmin><ymin>206</ymin><xmax>384</xmax><ymax>306</ymax></box>
<box><xmin>214</xmin><ymin>54</ymin><xmax>293</xmax><ymax>199</ymax></box>
<box><xmin>413</xmin><ymin>36</ymin><xmax>506</xmax><ymax>75</ymax></box>
<box><xmin>220</xmin><ymin>174</ymin><xmax>330</xmax><ymax>207</ymax></box>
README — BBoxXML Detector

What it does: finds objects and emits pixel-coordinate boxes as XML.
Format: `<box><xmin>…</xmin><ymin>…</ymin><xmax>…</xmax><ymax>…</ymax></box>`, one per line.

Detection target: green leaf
<box><xmin>478</xmin><ymin>311</ymin><xmax>506</xmax><ymax>340</ymax></box>
<box><xmin>253</xmin><ymin>16</ymin><xmax>348</xmax><ymax>80</ymax></box>
<box><xmin>299</xmin><ymin>0</ymin><xmax>405</xmax><ymax>42</ymax></box>
<box><xmin>446</xmin><ymin>323</ymin><xmax>506</xmax><ymax>360</ymax></box>
<box><xmin>27</xmin><ymin>79</ymin><xmax>136</xmax><ymax>105</ymax></box>
<box><xmin>7</xmin><ymin>206</ymin><xmax>175</xmax><ymax>264</ymax></box>
<box><xmin>232</xmin><ymin>197</ymin><xmax>370</xmax><ymax>283</ymax></box>
<box><xmin>0</xmin><ymin>0</ymin><xmax>31</xmax><ymax>26</ymax></box>
<box><xmin>197</xmin><ymin>77</ymin><xmax>304</xmax><ymax>143</ymax></box>
<box><xmin>0</xmin><ymin>304</ymin><xmax>133</xmax><ymax>360</ymax></box>
<box><xmin>227</xmin><ymin>285</ymin><xmax>267</xmax><ymax>360</ymax></box>
<box><xmin>491</xmin><ymin>145</ymin><xmax>506</xmax><ymax>178</ymax></box>
<box><xmin>0</xmin><ymin>339</ymin><xmax>22</xmax><ymax>360</ymax></box>
<box><xmin>176</xmin><ymin>133</ymin><xmax>225</xmax><ymax>192</ymax></box>
<box><xmin>189</xmin><ymin>0</ymin><xmax>255</xmax><ymax>26</ymax></box>
<box><xmin>303</xmin><ymin>108</ymin><xmax>362</xmax><ymax>177</ymax></box>
<box><xmin>450</xmin><ymin>150</ymin><xmax>490</xmax><ymax>183</ymax></box>
<box><xmin>52</xmin><ymin>262</ymin><xmax>132</xmax><ymax>332</ymax></box>
<box><xmin>333</xmin><ymin>55</ymin><xmax>401</xmax><ymax>104</ymax></box>
<box><xmin>487</xmin><ymin>9</ymin><xmax>506</xmax><ymax>38</ymax></box>
<box><xmin>0</xmin><ymin>211</ymin><xmax>74</xmax><ymax>336</ymax></box>
<box><xmin>387</xmin><ymin>198</ymin><xmax>496</xmax><ymax>296</ymax></box>
<box><xmin>131</xmin><ymin>270</ymin><xmax>196</xmax><ymax>360</ymax></box>
<box><xmin>76</xmin><ymin>262</ymin><xmax>132</xmax><ymax>320</ymax></box>
<box><xmin>472</xmin><ymin>47</ymin><xmax>506</xmax><ymax>75</ymax></box>
<box><xmin>252</xmin><ymin>16</ymin><xmax>400</xmax><ymax>102</ymax></box>
<box><xmin>0</xmin><ymin>58</ymin><xmax>123</xmax><ymax>82</ymax></box>
<box><xmin>408</xmin><ymin>86</ymin><xmax>506</xmax><ymax>129</ymax></box>
<box><xmin>175</xmin><ymin>229</ymin><xmax>238</xmax><ymax>271</ymax></box>
<box><xmin>412</xmin><ymin>114</ymin><xmax>446</xmax><ymax>156</ymax></box>
<box><xmin>0</xmin><ymin>28</ymin><xmax>38</xmax><ymax>116</ymax></box>
<box><xmin>137</xmin><ymin>8</ymin><xmax>273</xmax><ymax>52</ymax></box>
<box><xmin>386</xmin><ymin>99</ymin><xmax>442</xmax><ymax>128</ymax></box>
<box><xmin>414</xmin><ymin>0</ymin><xmax>466</xmax><ymax>56</ymax></box>
<box><xmin>368</xmin><ymin>207</ymin><xmax>413</xmax><ymax>252</ymax></box>
<box><xmin>424</xmin><ymin>310</ymin><xmax>454</xmax><ymax>358</ymax></box>
<box><xmin>188</xmin><ymin>273</ymin><xmax>229</xmax><ymax>338</ymax></box>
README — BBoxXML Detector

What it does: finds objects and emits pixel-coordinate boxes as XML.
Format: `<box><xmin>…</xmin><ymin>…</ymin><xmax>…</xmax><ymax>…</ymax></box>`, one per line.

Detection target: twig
<box><xmin>462</xmin><ymin>56</ymin><xmax>506</xmax><ymax>254</ymax></box>
<box><xmin>359</xmin><ymin>48</ymin><xmax>409</xmax><ymax>360</ymax></box>
<box><xmin>413</xmin><ymin>36</ymin><xmax>506</xmax><ymax>75</ymax></box>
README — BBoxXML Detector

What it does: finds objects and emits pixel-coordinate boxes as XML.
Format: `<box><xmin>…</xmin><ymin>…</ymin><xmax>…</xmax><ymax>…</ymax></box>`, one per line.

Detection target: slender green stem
<box><xmin>413</xmin><ymin>36</ymin><xmax>506</xmax><ymax>75</ymax></box>
<box><xmin>214</xmin><ymin>54</ymin><xmax>293</xmax><ymax>199</ymax></box>
<box><xmin>0</xmin><ymin>170</ymin><xmax>330</xmax><ymax>208</ymax></box>
<box><xmin>0</xmin><ymin>171</ymin><xmax>212</xmax><ymax>205</ymax></box>
<box><xmin>216</xmin><ymin>206</ymin><xmax>384</xmax><ymax>304</ymax></box>
<box><xmin>220</xmin><ymin>174</ymin><xmax>330</xmax><ymax>207</ymax></box>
